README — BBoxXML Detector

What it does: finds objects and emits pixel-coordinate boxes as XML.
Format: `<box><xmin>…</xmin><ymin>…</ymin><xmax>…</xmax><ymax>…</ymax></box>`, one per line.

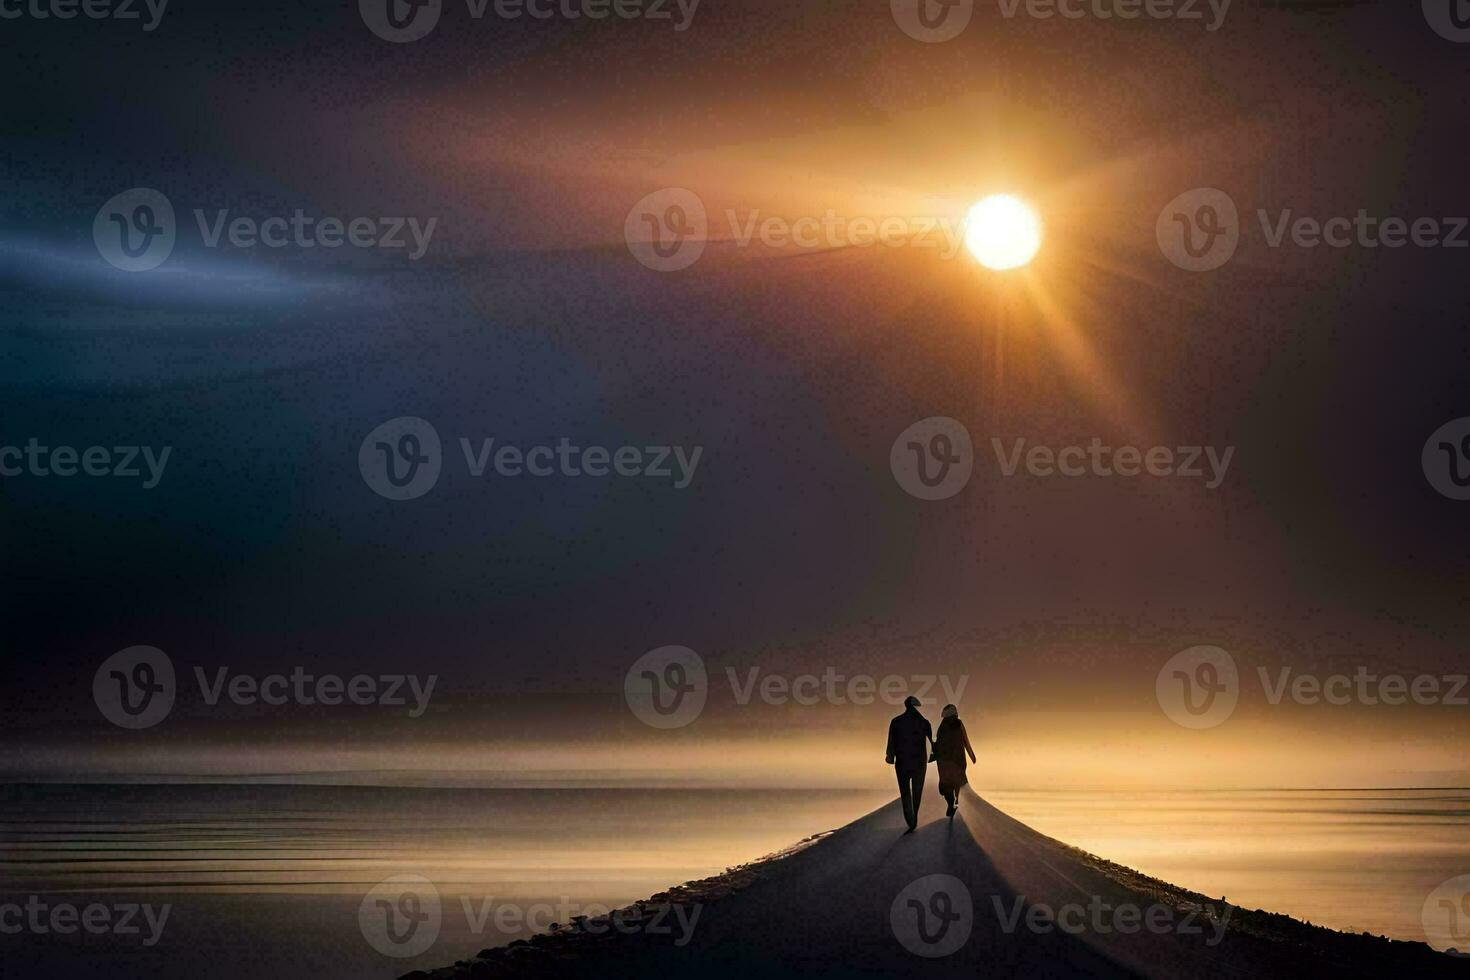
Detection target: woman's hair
<box><xmin>942</xmin><ymin>703</ymin><xmax>958</xmax><ymax>719</ymax></box>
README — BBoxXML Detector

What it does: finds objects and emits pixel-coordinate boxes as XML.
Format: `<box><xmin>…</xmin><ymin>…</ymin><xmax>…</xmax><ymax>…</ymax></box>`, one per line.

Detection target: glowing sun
<box><xmin>964</xmin><ymin>194</ymin><xmax>1042</xmax><ymax>271</ymax></box>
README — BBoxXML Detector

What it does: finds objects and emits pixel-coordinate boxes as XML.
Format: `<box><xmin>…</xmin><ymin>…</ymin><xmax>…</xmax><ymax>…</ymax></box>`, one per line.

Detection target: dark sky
<box><xmin>2</xmin><ymin>1</ymin><xmax>1469</xmax><ymax>784</ymax></box>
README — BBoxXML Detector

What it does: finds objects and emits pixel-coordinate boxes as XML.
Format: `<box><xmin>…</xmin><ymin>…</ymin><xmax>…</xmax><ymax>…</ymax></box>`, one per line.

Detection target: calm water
<box><xmin>1</xmin><ymin>784</ymin><xmax>1465</xmax><ymax>977</ymax></box>
<box><xmin>988</xmin><ymin>788</ymin><xmax>1470</xmax><ymax>943</ymax></box>
<box><xmin>0</xmin><ymin>784</ymin><xmax>892</xmax><ymax>978</ymax></box>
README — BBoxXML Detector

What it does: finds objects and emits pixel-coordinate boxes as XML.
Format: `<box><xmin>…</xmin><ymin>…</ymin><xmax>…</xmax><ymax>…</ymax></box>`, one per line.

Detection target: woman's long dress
<box><xmin>934</xmin><ymin>717</ymin><xmax>973</xmax><ymax>796</ymax></box>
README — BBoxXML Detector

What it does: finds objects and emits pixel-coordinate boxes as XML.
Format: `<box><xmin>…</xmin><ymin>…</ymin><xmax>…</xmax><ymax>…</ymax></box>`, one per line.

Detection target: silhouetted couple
<box><xmin>885</xmin><ymin>696</ymin><xmax>976</xmax><ymax>832</ymax></box>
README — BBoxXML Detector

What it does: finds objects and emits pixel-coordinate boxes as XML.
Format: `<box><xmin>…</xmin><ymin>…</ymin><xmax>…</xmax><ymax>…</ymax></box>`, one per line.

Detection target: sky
<box><xmin>2</xmin><ymin>0</ymin><xmax>1469</xmax><ymax>790</ymax></box>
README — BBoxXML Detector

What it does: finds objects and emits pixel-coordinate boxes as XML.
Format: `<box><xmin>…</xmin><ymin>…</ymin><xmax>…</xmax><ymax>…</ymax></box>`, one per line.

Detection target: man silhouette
<box><xmin>886</xmin><ymin>695</ymin><xmax>934</xmax><ymax>833</ymax></box>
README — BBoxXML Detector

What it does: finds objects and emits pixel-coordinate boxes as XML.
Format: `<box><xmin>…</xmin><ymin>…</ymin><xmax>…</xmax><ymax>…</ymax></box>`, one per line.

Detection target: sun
<box><xmin>964</xmin><ymin>194</ymin><xmax>1043</xmax><ymax>271</ymax></box>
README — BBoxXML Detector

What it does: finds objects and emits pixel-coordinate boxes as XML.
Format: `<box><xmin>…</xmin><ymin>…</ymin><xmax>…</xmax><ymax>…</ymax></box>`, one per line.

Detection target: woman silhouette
<box><xmin>932</xmin><ymin>703</ymin><xmax>976</xmax><ymax>818</ymax></box>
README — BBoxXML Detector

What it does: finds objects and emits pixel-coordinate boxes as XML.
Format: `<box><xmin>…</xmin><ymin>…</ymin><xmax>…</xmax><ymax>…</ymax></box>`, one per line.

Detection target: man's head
<box><xmin>903</xmin><ymin>695</ymin><xmax>921</xmax><ymax>710</ymax></box>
